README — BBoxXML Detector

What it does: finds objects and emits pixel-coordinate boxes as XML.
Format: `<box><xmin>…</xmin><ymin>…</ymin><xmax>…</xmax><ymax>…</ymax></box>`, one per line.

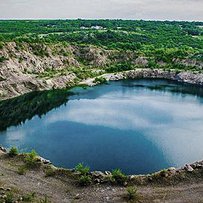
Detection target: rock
<box><xmin>6</xmin><ymin>188</ymin><xmax>11</xmax><ymax>191</ymax></box>
<box><xmin>184</xmin><ymin>164</ymin><xmax>194</xmax><ymax>172</ymax></box>
<box><xmin>129</xmin><ymin>175</ymin><xmax>136</xmax><ymax>180</ymax></box>
<box><xmin>74</xmin><ymin>194</ymin><xmax>80</xmax><ymax>199</ymax></box>
<box><xmin>2</xmin><ymin>194</ymin><xmax>7</xmax><ymax>199</ymax></box>
<box><xmin>38</xmin><ymin>156</ymin><xmax>51</xmax><ymax>164</ymax></box>
<box><xmin>0</xmin><ymin>146</ymin><xmax>7</xmax><ymax>153</ymax></box>
<box><xmin>168</xmin><ymin>167</ymin><xmax>176</xmax><ymax>171</ymax></box>
<box><xmin>104</xmin><ymin>171</ymin><xmax>111</xmax><ymax>176</ymax></box>
<box><xmin>94</xmin><ymin>178</ymin><xmax>101</xmax><ymax>183</ymax></box>
<box><xmin>123</xmin><ymin>181</ymin><xmax>128</xmax><ymax>186</ymax></box>
<box><xmin>148</xmin><ymin>177</ymin><xmax>153</xmax><ymax>182</ymax></box>
<box><xmin>191</xmin><ymin>161</ymin><xmax>203</xmax><ymax>169</ymax></box>
<box><xmin>91</xmin><ymin>171</ymin><xmax>105</xmax><ymax>178</ymax></box>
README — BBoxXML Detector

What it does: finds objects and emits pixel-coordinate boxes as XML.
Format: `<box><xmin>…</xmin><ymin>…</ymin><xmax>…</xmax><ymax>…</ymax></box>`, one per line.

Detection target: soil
<box><xmin>0</xmin><ymin>150</ymin><xmax>202</xmax><ymax>203</ymax></box>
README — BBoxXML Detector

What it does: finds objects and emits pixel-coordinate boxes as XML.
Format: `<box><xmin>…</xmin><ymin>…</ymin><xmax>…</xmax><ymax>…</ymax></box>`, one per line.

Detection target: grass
<box><xmin>22</xmin><ymin>192</ymin><xmax>36</xmax><ymax>202</ymax></box>
<box><xmin>79</xmin><ymin>175</ymin><xmax>92</xmax><ymax>186</ymax></box>
<box><xmin>75</xmin><ymin>163</ymin><xmax>90</xmax><ymax>175</ymax></box>
<box><xmin>125</xmin><ymin>186</ymin><xmax>140</xmax><ymax>202</ymax></box>
<box><xmin>24</xmin><ymin>150</ymin><xmax>40</xmax><ymax>169</ymax></box>
<box><xmin>8</xmin><ymin>147</ymin><xmax>18</xmax><ymax>157</ymax></box>
<box><xmin>17</xmin><ymin>165</ymin><xmax>27</xmax><ymax>175</ymax></box>
<box><xmin>38</xmin><ymin>195</ymin><xmax>50</xmax><ymax>203</ymax></box>
<box><xmin>111</xmin><ymin>169</ymin><xmax>127</xmax><ymax>184</ymax></box>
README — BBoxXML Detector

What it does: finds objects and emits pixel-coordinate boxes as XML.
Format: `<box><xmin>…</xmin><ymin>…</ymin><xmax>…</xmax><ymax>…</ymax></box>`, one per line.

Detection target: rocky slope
<box><xmin>1</xmin><ymin>42</ymin><xmax>203</xmax><ymax>100</ymax></box>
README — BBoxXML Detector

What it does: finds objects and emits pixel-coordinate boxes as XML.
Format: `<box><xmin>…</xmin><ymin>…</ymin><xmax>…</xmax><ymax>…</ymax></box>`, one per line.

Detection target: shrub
<box><xmin>75</xmin><ymin>163</ymin><xmax>90</xmax><ymax>175</ymax></box>
<box><xmin>22</xmin><ymin>192</ymin><xmax>36</xmax><ymax>202</ymax></box>
<box><xmin>38</xmin><ymin>195</ymin><xmax>50</xmax><ymax>203</ymax></box>
<box><xmin>17</xmin><ymin>165</ymin><xmax>27</xmax><ymax>175</ymax></box>
<box><xmin>79</xmin><ymin>175</ymin><xmax>92</xmax><ymax>186</ymax></box>
<box><xmin>8</xmin><ymin>147</ymin><xmax>18</xmax><ymax>157</ymax></box>
<box><xmin>5</xmin><ymin>192</ymin><xmax>14</xmax><ymax>203</ymax></box>
<box><xmin>0</xmin><ymin>56</ymin><xmax>8</xmax><ymax>63</ymax></box>
<box><xmin>125</xmin><ymin>186</ymin><xmax>140</xmax><ymax>201</ymax></box>
<box><xmin>112</xmin><ymin>169</ymin><xmax>127</xmax><ymax>184</ymax></box>
<box><xmin>94</xmin><ymin>77</ymin><xmax>107</xmax><ymax>84</ymax></box>
<box><xmin>24</xmin><ymin>150</ymin><xmax>39</xmax><ymax>168</ymax></box>
<box><xmin>0</xmin><ymin>42</ymin><xmax>3</xmax><ymax>49</ymax></box>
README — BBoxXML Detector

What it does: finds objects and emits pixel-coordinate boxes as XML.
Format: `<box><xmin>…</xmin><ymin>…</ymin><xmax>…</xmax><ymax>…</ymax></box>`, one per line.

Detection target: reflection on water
<box><xmin>0</xmin><ymin>89</ymin><xmax>71</xmax><ymax>131</ymax></box>
<box><xmin>0</xmin><ymin>79</ymin><xmax>203</xmax><ymax>174</ymax></box>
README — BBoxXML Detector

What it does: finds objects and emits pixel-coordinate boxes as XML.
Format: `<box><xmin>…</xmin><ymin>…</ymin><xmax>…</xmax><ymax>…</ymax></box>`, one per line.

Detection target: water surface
<box><xmin>0</xmin><ymin>79</ymin><xmax>203</xmax><ymax>174</ymax></box>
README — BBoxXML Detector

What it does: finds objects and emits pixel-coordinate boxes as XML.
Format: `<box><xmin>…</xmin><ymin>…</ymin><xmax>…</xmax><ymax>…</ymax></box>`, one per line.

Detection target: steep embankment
<box><xmin>1</xmin><ymin>42</ymin><xmax>203</xmax><ymax>100</ymax></box>
<box><xmin>0</xmin><ymin>42</ymin><xmax>135</xmax><ymax>99</ymax></box>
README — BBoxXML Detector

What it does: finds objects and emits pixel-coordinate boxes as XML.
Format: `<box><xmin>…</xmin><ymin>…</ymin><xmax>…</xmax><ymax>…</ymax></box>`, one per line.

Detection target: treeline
<box><xmin>0</xmin><ymin>20</ymin><xmax>202</xmax><ymax>62</ymax></box>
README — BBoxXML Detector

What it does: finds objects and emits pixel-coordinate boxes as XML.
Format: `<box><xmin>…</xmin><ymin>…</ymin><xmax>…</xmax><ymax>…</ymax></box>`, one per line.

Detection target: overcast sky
<box><xmin>0</xmin><ymin>0</ymin><xmax>202</xmax><ymax>21</ymax></box>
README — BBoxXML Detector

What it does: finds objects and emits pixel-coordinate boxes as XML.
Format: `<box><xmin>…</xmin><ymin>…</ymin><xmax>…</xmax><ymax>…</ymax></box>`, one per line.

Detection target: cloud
<box><xmin>0</xmin><ymin>0</ymin><xmax>202</xmax><ymax>20</ymax></box>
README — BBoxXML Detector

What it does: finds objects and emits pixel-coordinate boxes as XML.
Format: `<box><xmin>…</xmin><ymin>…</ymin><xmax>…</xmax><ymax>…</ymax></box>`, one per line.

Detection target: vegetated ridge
<box><xmin>0</xmin><ymin>20</ymin><xmax>203</xmax><ymax>100</ymax></box>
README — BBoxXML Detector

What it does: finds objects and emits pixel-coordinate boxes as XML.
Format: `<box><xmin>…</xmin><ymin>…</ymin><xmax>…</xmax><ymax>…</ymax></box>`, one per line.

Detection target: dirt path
<box><xmin>0</xmin><ymin>151</ymin><xmax>203</xmax><ymax>203</ymax></box>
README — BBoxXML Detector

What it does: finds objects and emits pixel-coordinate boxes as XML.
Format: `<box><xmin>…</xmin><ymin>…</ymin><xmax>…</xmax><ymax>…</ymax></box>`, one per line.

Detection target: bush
<box><xmin>94</xmin><ymin>77</ymin><xmax>107</xmax><ymax>84</ymax></box>
<box><xmin>22</xmin><ymin>192</ymin><xmax>36</xmax><ymax>202</ymax></box>
<box><xmin>0</xmin><ymin>56</ymin><xmax>8</xmax><ymax>63</ymax></box>
<box><xmin>106</xmin><ymin>62</ymin><xmax>133</xmax><ymax>73</ymax></box>
<box><xmin>79</xmin><ymin>175</ymin><xmax>92</xmax><ymax>186</ymax></box>
<box><xmin>24</xmin><ymin>150</ymin><xmax>39</xmax><ymax>168</ymax></box>
<box><xmin>125</xmin><ymin>186</ymin><xmax>140</xmax><ymax>201</ymax></box>
<box><xmin>112</xmin><ymin>169</ymin><xmax>127</xmax><ymax>184</ymax></box>
<box><xmin>75</xmin><ymin>163</ymin><xmax>90</xmax><ymax>175</ymax></box>
<box><xmin>5</xmin><ymin>192</ymin><xmax>14</xmax><ymax>203</ymax></box>
<box><xmin>8</xmin><ymin>147</ymin><xmax>18</xmax><ymax>157</ymax></box>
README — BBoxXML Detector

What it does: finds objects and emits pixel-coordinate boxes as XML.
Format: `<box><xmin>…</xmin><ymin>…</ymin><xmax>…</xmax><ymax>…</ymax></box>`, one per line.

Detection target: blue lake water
<box><xmin>0</xmin><ymin>79</ymin><xmax>203</xmax><ymax>174</ymax></box>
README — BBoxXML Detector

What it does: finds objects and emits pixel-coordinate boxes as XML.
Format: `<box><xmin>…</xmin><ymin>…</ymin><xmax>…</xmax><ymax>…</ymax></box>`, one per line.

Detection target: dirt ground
<box><xmin>0</xmin><ymin>150</ymin><xmax>203</xmax><ymax>203</ymax></box>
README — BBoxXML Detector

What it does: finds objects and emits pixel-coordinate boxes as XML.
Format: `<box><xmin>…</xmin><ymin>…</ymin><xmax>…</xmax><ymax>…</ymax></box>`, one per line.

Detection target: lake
<box><xmin>0</xmin><ymin>79</ymin><xmax>203</xmax><ymax>174</ymax></box>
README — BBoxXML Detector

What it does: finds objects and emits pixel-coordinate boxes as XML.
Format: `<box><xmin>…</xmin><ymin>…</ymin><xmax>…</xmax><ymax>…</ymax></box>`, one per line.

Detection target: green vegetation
<box><xmin>22</xmin><ymin>192</ymin><xmax>36</xmax><ymax>202</ymax></box>
<box><xmin>8</xmin><ymin>147</ymin><xmax>18</xmax><ymax>157</ymax></box>
<box><xmin>79</xmin><ymin>175</ymin><xmax>92</xmax><ymax>186</ymax></box>
<box><xmin>45</xmin><ymin>167</ymin><xmax>56</xmax><ymax>177</ymax></box>
<box><xmin>94</xmin><ymin>77</ymin><xmax>107</xmax><ymax>84</ymax></box>
<box><xmin>75</xmin><ymin>163</ymin><xmax>90</xmax><ymax>175</ymax></box>
<box><xmin>4</xmin><ymin>192</ymin><xmax>14</xmax><ymax>203</ymax></box>
<box><xmin>111</xmin><ymin>169</ymin><xmax>127</xmax><ymax>184</ymax></box>
<box><xmin>0</xmin><ymin>20</ymin><xmax>202</xmax><ymax>65</ymax></box>
<box><xmin>0</xmin><ymin>89</ymin><xmax>71</xmax><ymax>131</ymax></box>
<box><xmin>24</xmin><ymin>150</ymin><xmax>39</xmax><ymax>169</ymax></box>
<box><xmin>17</xmin><ymin>165</ymin><xmax>27</xmax><ymax>175</ymax></box>
<box><xmin>75</xmin><ymin>163</ymin><xmax>92</xmax><ymax>186</ymax></box>
<box><xmin>125</xmin><ymin>186</ymin><xmax>140</xmax><ymax>202</ymax></box>
<box><xmin>0</xmin><ymin>55</ymin><xmax>8</xmax><ymax>63</ymax></box>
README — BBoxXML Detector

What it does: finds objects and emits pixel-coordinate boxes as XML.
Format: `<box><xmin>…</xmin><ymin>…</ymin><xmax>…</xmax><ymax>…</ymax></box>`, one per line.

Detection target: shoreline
<box><xmin>80</xmin><ymin>69</ymin><xmax>203</xmax><ymax>87</ymax></box>
<box><xmin>1</xmin><ymin>68</ymin><xmax>203</xmax><ymax>101</ymax></box>
<box><xmin>0</xmin><ymin>146</ymin><xmax>202</xmax><ymax>182</ymax></box>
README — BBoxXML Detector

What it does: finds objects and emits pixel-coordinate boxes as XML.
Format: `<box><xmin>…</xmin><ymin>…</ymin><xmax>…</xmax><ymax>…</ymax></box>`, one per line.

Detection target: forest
<box><xmin>0</xmin><ymin>20</ymin><xmax>203</xmax><ymax>73</ymax></box>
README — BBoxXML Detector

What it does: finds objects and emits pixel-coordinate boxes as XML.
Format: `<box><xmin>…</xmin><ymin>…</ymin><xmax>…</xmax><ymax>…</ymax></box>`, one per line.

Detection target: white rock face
<box><xmin>0</xmin><ymin>42</ymin><xmax>203</xmax><ymax>100</ymax></box>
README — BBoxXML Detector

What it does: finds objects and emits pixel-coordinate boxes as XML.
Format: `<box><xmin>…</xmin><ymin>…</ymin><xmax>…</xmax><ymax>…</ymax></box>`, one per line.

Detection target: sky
<box><xmin>0</xmin><ymin>0</ymin><xmax>202</xmax><ymax>21</ymax></box>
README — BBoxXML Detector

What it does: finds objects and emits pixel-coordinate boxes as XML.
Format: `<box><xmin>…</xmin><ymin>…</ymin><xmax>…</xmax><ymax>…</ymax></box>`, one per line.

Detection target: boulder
<box><xmin>184</xmin><ymin>164</ymin><xmax>194</xmax><ymax>172</ymax></box>
<box><xmin>0</xmin><ymin>146</ymin><xmax>7</xmax><ymax>153</ymax></box>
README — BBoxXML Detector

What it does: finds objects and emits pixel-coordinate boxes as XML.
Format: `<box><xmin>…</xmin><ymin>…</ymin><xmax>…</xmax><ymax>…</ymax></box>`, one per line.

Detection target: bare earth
<box><xmin>0</xmin><ymin>150</ymin><xmax>203</xmax><ymax>203</ymax></box>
